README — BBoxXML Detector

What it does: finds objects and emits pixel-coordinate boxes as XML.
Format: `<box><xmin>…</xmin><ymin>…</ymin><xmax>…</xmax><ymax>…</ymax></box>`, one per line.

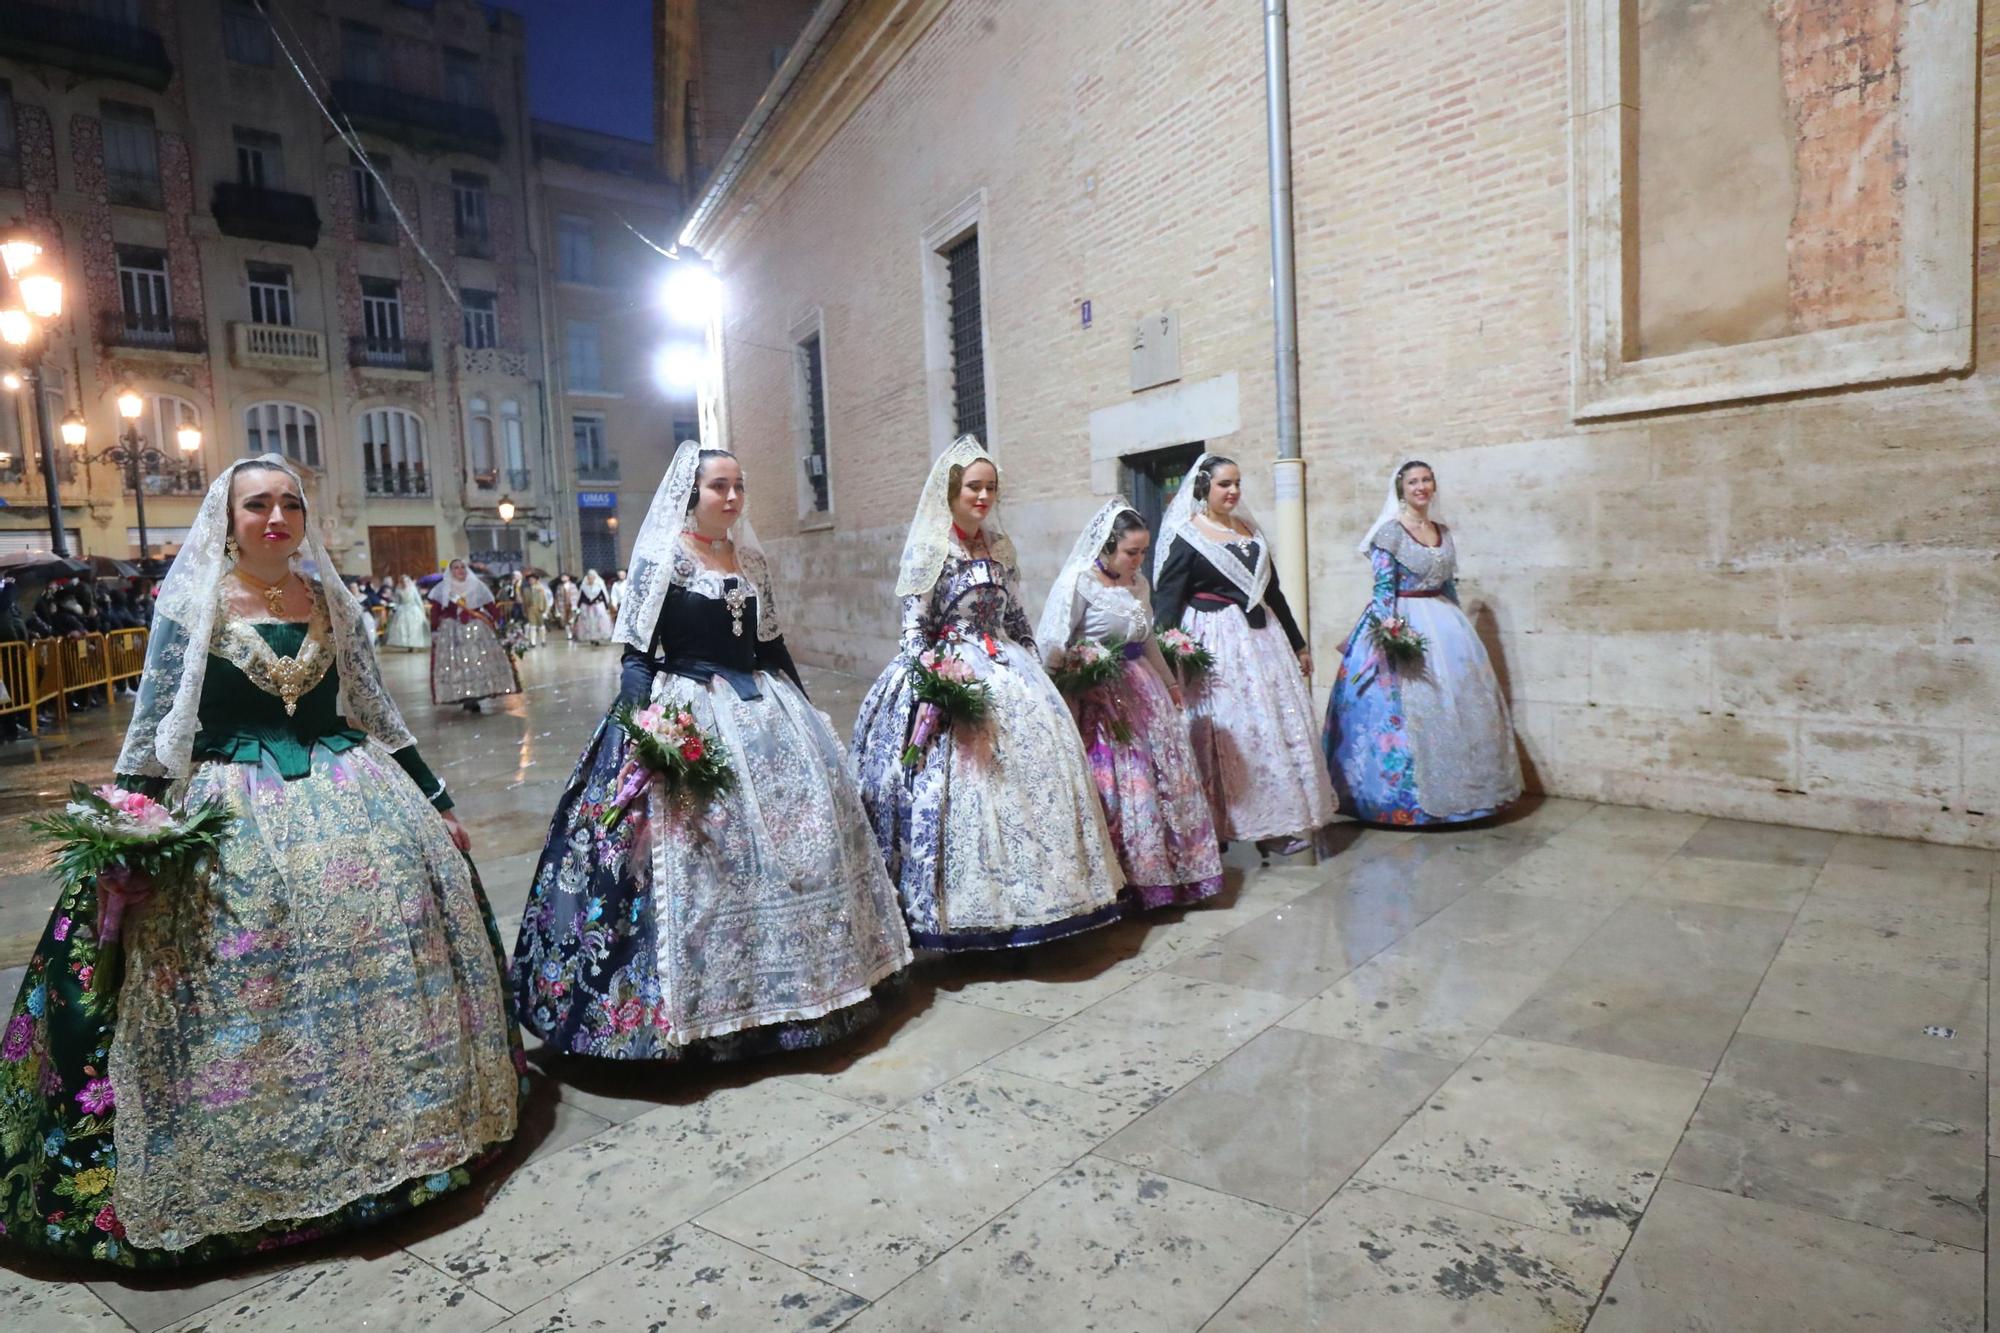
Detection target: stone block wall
<box><xmin>707</xmin><ymin>0</ymin><xmax>2000</xmax><ymax>847</ymax></box>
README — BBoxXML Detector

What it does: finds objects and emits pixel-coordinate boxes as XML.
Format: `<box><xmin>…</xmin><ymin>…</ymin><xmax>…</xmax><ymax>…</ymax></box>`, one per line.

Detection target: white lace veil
<box><xmin>1157</xmin><ymin>452</ymin><xmax>1271</xmax><ymax>604</ymax></box>
<box><xmin>894</xmin><ymin>435</ymin><xmax>1015</xmax><ymax>597</ymax></box>
<box><xmin>116</xmin><ymin>454</ymin><xmax>416</xmax><ymax>781</ymax></box>
<box><xmin>1034</xmin><ymin>496</ymin><xmax>1140</xmax><ymax>651</ymax></box>
<box><xmin>1355</xmin><ymin>457</ymin><xmax>1441</xmax><ymax>555</ymax></box>
<box><xmin>613</xmin><ymin>440</ymin><xmax>772</xmax><ymax>651</ymax></box>
<box><xmin>429</xmin><ymin>562</ymin><xmax>494</xmax><ymax>609</ymax></box>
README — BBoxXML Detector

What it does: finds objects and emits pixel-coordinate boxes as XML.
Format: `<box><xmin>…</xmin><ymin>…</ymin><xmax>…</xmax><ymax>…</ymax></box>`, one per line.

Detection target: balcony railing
<box><xmin>356</xmin><ymin>214</ymin><xmax>398</xmax><ymax>246</ymax></box>
<box><xmin>575</xmin><ymin>459</ymin><xmax>619</xmax><ymax>483</ymax></box>
<box><xmin>0</xmin><ymin>1</ymin><xmax>173</xmax><ymax>91</ymax></box>
<box><xmin>350</xmin><ymin>335</ymin><xmax>432</xmax><ymax>373</ymax></box>
<box><xmin>230</xmin><ymin>322</ymin><xmax>325</xmax><ymax>370</ymax></box>
<box><xmin>212</xmin><ymin>182</ymin><xmax>322</xmax><ymax>247</ymax></box>
<box><xmin>125</xmin><ymin>466</ymin><xmax>207</xmax><ymax>497</ymax></box>
<box><xmin>106</xmin><ymin>168</ymin><xmax>163</xmax><ymax>210</ymax></box>
<box><xmin>330</xmin><ymin>78</ymin><xmax>504</xmax><ymax>159</ymax></box>
<box><xmin>506</xmin><ymin>467</ymin><xmax>533</xmax><ymax>491</ymax></box>
<box><xmin>364</xmin><ymin>463</ymin><xmax>430</xmax><ymax>498</ymax></box>
<box><xmin>455</xmin><ymin>227</ymin><xmax>492</xmax><ymax>259</ymax></box>
<box><xmin>99</xmin><ymin>311</ymin><xmax>206</xmax><ymax>355</ymax></box>
<box><xmin>471</xmin><ymin>469</ymin><xmax>498</xmax><ymax>492</ymax></box>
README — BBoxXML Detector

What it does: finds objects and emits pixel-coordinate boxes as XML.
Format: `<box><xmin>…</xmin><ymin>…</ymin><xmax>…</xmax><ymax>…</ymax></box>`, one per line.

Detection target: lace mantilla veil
<box><xmin>1355</xmin><ymin>457</ymin><xmax>1444</xmax><ymax>555</ymax></box>
<box><xmin>613</xmin><ymin>439</ymin><xmax>775</xmax><ymax>652</ymax></box>
<box><xmin>1157</xmin><ymin>451</ymin><xmax>1272</xmax><ymax>605</ymax></box>
<box><xmin>1034</xmin><ymin>496</ymin><xmax>1141</xmax><ymax>652</ymax></box>
<box><xmin>429</xmin><ymin>564</ymin><xmax>495</xmax><ymax>610</ymax></box>
<box><xmin>894</xmin><ymin>434</ymin><xmax>1016</xmax><ymax>598</ymax></box>
<box><xmin>116</xmin><ymin>454</ymin><xmax>416</xmax><ymax>781</ymax></box>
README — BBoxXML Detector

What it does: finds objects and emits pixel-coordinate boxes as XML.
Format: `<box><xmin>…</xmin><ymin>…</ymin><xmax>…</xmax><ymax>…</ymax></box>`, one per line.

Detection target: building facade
<box><xmin>678</xmin><ymin>0</ymin><xmax>2000</xmax><ymax>850</ymax></box>
<box><xmin>0</xmin><ymin>0</ymin><xmax>681</xmax><ymax>580</ymax></box>
<box><xmin>533</xmin><ymin>119</ymin><xmax>687</xmax><ymax>578</ymax></box>
<box><xmin>655</xmin><ymin>0</ymin><xmax>817</xmax><ymax>201</ymax></box>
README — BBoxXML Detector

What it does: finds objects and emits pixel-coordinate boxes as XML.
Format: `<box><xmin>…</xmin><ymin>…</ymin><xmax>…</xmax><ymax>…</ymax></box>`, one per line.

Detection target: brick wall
<box><xmin>693</xmin><ymin>0</ymin><xmax>817</xmax><ymax>180</ymax></box>
<box><xmin>707</xmin><ymin>0</ymin><xmax>2000</xmax><ymax>847</ymax></box>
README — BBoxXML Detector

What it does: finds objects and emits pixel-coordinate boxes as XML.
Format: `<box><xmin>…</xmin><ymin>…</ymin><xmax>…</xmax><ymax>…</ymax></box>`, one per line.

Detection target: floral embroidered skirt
<box><xmin>430</xmin><ymin>615</ymin><xmax>520</xmax><ymax>704</ymax></box>
<box><xmin>571</xmin><ymin>604</ymin><xmax>613</xmax><ymax>644</ymax></box>
<box><xmin>1074</xmin><ymin>658</ymin><xmax>1223</xmax><ymax>910</ymax></box>
<box><xmin>0</xmin><ymin>745</ymin><xmax>522</xmax><ymax>1268</ymax></box>
<box><xmin>1322</xmin><ymin>595</ymin><xmax>1523</xmax><ymax>825</ymax></box>
<box><xmin>386</xmin><ymin>603</ymin><xmax>430</xmax><ymax>651</ymax></box>
<box><xmin>1179</xmin><ymin>605</ymin><xmax>1337</xmax><ymax>843</ymax></box>
<box><xmin>510</xmin><ymin>669</ymin><xmax>913</xmax><ymax>1061</ymax></box>
<box><xmin>850</xmin><ymin>641</ymin><xmax>1125</xmax><ymax>950</ymax></box>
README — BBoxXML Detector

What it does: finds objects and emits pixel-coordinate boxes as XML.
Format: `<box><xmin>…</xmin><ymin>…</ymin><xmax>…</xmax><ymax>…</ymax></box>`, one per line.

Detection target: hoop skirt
<box><xmin>851</xmin><ymin>555</ymin><xmax>1124</xmax><ymax>950</ymax></box>
<box><xmin>0</xmin><ymin>617</ymin><xmax>520</xmax><ymax>1267</ymax></box>
<box><xmin>1324</xmin><ymin>524</ymin><xmax>1522</xmax><ymax>824</ymax></box>
<box><xmin>1051</xmin><ymin>575</ymin><xmax>1221</xmax><ymax>910</ymax></box>
<box><xmin>572</xmin><ymin>592</ymin><xmax>613</xmax><ymax>645</ymax></box>
<box><xmin>386</xmin><ymin>591</ymin><xmax>430</xmax><ymax>650</ymax></box>
<box><xmin>430</xmin><ymin>605</ymin><xmax>520</xmax><ymax>705</ymax></box>
<box><xmin>511</xmin><ymin>571</ymin><xmax>912</xmax><ymax>1061</ymax></box>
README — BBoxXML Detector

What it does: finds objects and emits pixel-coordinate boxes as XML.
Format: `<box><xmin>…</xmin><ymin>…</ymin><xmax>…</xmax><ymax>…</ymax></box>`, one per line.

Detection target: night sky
<box><xmin>488</xmin><ymin>0</ymin><xmax>655</xmax><ymax>142</ymax></box>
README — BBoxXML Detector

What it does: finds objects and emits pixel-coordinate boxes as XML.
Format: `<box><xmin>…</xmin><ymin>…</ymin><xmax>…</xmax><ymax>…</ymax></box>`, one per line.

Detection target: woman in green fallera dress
<box><xmin>0</xmin><ymin>456</ymin><xmax>521</xmax><ymax>1268</ymax></box>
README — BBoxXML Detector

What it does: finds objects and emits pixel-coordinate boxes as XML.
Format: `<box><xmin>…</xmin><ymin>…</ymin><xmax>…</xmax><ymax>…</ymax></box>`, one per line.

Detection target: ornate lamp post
<box><xmin>78</xmin><ymin>388</ymin><xmax>202</xmax><ymax>567</ymax></box>
<box><xmin>0</xmin><ymin>233</ymin><xmax>70</xmax><ymax>555</ymax></box>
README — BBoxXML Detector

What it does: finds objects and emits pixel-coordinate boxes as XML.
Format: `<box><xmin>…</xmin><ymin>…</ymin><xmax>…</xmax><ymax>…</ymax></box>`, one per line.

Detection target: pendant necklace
<box><xmin>686</xmin><ymin>530</ymin><xmax>746</xmax><ymax>635</ymax></box>
<box><xmin>235</xmin><ymin>566</ymin><xmax>294</xmax><ymax>617</ymax></box>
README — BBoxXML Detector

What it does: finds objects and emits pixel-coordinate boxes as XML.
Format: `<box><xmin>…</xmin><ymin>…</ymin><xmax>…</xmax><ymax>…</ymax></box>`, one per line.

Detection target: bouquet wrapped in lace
<box><xmin>30</xmin><ymin>783</ymin><xmax>234</xmax><ymax>992</ymax></box>
<box><xmin>1049</xmin><ymin>639</ymin><xmax>1124</xmax><ymax>696</ymax></box>
<box><xmin>601</xmin><ymin>702</ymin><xmax>736</xmax><ymax>828</ymax></box>
<box><xmin>496</xmin><ymin>620</ymin><xmax>531</xmax><ymax>660</ymax></box>
<box><xmin>901</xmin><ymin>648</ymin><xmax>991</xmax><ymax>769</ymax></box>
<box><xmin>1157</xmin><ymin>628</ymin><xmax>1215</xmax><ymax>680</ymax></box>
<box><xmin>1368</xmin><ymin>615</ymin><xmax>1428</xmax><ymax>670</ymax></box>
<box><xmin>1051</xmin><ymin>639</ymin><xmax>1133</xmax><ymax>743</ymax></box>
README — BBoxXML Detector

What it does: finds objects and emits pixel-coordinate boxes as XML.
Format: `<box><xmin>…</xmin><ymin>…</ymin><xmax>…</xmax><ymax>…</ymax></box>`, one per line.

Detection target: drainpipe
<box><xmin>1263</xmin><ymin>0</ymin><xmax>1309</xmax><ymax>647</ymax></box>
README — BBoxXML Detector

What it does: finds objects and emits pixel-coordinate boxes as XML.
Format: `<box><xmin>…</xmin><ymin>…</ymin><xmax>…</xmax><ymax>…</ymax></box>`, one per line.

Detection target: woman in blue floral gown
<box><xmin>0</xmin><ymin>456</ymin><xmax>520</xmax><ymax>1268</ymax></box>
<box><xmin>1322</xmin><ymin>460</ymin><xmax>1523</xmax><ymax>824</ymax></box>
<box><xmin>850</xmin><ymin>436</ymin><xmax>1124</xmax><ymax>949</ymax></box>
<box><xmin>511</xmin><ymin>444</ymin><xmax>911</xmax><ymax>1061</ymax></box>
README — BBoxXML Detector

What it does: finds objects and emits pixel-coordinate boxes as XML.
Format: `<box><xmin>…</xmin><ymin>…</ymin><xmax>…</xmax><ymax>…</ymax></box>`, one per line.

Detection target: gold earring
<box><xmin>225</xmin><ymin>534</ymin><xmax>240</xmax><ymax>561</ymax></box>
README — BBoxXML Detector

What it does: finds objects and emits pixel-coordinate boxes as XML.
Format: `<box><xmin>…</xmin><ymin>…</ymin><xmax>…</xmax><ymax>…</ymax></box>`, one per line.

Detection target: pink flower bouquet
<box><xmin>1368</xmin><ymin>614</ymin><xmax>1428</xmax><ymax>671</ymax></box>
<box><xmin>30</xmin><ymin>783</ymin><xmax>234</xmax><ymax>993</ymax></box>
<box><xmin>901</xmin><ymin>648</ymin><xmax>992</xmax><ymax>769</ymax></box>
<box><xmin>601</xmin><ymin>702</ymin><xmax>736</xmax><ymax>828</ymax></box>
<box><xmin>1157</xmin><ymin>628</ymin><xmax>1215</xmax><ymax>680</ymax></box>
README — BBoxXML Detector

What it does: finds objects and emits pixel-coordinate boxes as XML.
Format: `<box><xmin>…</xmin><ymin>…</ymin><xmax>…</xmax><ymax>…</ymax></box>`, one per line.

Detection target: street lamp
<box><xmin>0</xmin><ymin>231</ymin><xmax>69</xmax><ymax>555</ymax></box>
<box><xmin>59</xmin><ymin>412</ymin><xmax>85</xmax><ymax>447</ymax></box>
<box><xmin>81</xmin><ymin>388</ymin><xmax>202</xmax><ymax>567</ymax></box>
<box><xmin>496</xmin><ymin>495</ymin><xmax>516</xmax><ymax>524</ymax></box>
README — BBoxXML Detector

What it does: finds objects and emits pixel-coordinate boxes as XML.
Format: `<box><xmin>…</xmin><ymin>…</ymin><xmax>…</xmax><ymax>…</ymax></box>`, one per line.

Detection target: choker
<box><xmin>685</xmin><ymin>529</ymin><xmax>731</xmax><ymax>548</ymax></box>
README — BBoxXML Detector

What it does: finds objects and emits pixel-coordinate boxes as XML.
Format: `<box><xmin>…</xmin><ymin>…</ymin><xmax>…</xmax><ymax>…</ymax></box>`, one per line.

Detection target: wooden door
<box><xmin>367</xmin><ymin>525</ymin><xmax>438</xmax><ymax>580</ymax></box>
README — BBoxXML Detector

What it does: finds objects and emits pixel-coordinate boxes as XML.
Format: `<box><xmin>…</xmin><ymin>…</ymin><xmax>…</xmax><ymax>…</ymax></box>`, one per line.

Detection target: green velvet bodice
<box><xmin>192</xmin><ymin>622</ymin><xmax>366</xmax><ymax>778</ymax></box>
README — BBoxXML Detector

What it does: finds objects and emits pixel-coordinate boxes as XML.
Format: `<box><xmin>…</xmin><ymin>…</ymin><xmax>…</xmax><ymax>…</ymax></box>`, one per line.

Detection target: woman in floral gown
<box><xmin>1040</xmin><ymin>500</ymin><xmax>1222</xmax><ymax>910</ymax></box>
<box><xmin>1323</xmin><ymin>460</ymin><xmax>1522</xmax><ymax>824</ymax></box>
<box><xmin>571</xmin><ymin>570</ymin><xmax>614</xmax><ymax>645</ymax></box>
<box><xmin>511</xmin><ymin>443</ymin><xmax>911</xmax><ymax>1061</ymax></box>
<box><xmin>385</xmin><ymin>573</ymin><xmax>430</xmax><ymax>651</ymax></box>
<box><xmin>0</xmin><ymin>456</ymin><xmax>520</xmax><ymax>1268</ymax></box>
<box><xmin>850</xmin><ymin>435</ymin><xmax>1123</xmax><ymax>949</ymax></box>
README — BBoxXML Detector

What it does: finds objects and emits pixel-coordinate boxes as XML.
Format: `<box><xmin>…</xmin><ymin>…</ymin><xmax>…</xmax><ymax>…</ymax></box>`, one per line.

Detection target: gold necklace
<box><xmin>234</xmin><ymin>566</ymin><xmax>294</xmax><ymax>617</ymax></box>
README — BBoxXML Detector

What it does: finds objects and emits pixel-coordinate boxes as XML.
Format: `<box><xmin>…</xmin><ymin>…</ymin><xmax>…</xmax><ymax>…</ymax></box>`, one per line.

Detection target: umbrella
<box><xmin>0</xmin><ymin>550</ymin><xmax>93</xmax><ymax>586</ymax></box>
<box><xmin>87</xmin><ymin>554</ymin><xmax>142</xmax><ymax>580</ymax></box>
<box><xmin>416</xmin><ymin>572</ymin><xmax>444</xmax><ymax>588</ymax></box>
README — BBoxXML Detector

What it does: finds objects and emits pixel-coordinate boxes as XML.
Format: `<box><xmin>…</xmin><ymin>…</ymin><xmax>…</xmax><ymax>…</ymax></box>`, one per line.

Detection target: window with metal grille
<box><xmin>247</xmin><ymin>263</ymin><xmax>293</xmax><ymax>326</ymax></box>
<box><xmin>0</xmin><ymin>81</ymin><xmax>19</xmax><ymax>190</ymax></box>
<box><xmin>565</xmin><ymin>319</ymin><xmax>602</xmax><ymax>390</ymax></box>
<box><xmin>461</xmin><ymin>288</ymin><xmax>498</xmax><ymax>349</ymax></box>
<box><xmin>579</xmin><ymin>505</ymin><xmax>618</xmax><ymax>573</ymax></box>
<box><xmin>452</xmin><ymin>171</ymin><xmax>489</xmax><ymax>246</ymax></box>
<box><xmin>557</xmin><ymin>214</ymin><xmax>594</xmax><ymax>284</ymax></box>
<box><xmin>116</xmin><ymin>245</ymin><xmax>171</xmax><ymax>335</ymax></box>
<box><xmin>361</xmin><ymin>276</ymin><xmax>402</xmax><ymax>346</ymax></box>
<box><xmin>359</xmin><ymin>407</ymin><xmax>428</xmax><ymax>496</ymax></box>
<box><xmin>351</xmin><ymin>151</ymin><xmax>390</xmax><ymax>229</ymax></box>
<box><xmin>234</xmin><ymin>126</ymin><xmax>283</xmax><ymax>190</ymax></box>
<box><xmin>798</xmin><ymin>333</ymin><xmax>829</xmax><ymax>513</ymax></box>
<box><xmin>244</xmin><ymin>401</ymin><xmax>321</xmax><ymax>469</ymax></box>
<box><xmin>223</xmin><ymin>0</ymin><xmax>273</xmax><ymax>64</ymax></box>
<box><xmin>571</xmin><ymin>414</ymin><xmax>607</xmax><ymax>471</ymax></box>
<box><xmin>944</xmin><ymin>233</ymin><xmax>985</xmax><ymax>442</ymax></box>
<box><xmin>101</xmin><ymin>101</ymin><xmax>160</xmax><ymax>208</ymax></box>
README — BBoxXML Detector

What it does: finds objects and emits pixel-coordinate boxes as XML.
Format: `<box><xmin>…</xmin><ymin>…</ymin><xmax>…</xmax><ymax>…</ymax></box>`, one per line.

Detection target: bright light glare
<box><xmin>0</xmin><ymin>309</ymin><xmax>30</xmax><ymax>348</ymax></box>
<box><xmin>18</xmin><ymin>273</ymin><xmax>61</xmax><ymax>320</ymax></box>
<box><xmin>0</xmin><ymin>239</ymin><xmax>40</xmax><ymax>280</ymax></box>
<box><xmin>59</xmin><ymin>412</ymin><xmax>86</xmax><ymax>447</ymax></box>
<box><xmin>1</xmin><ymin>373</ymin><xmax>20</xmax><ymax>393</ymax></box>
<box><xmin>660</xmin><ymin>263</ymin><xmax>722</xmax><ymax>329</ymax></box>
<box><xmin>177</xmin><ymin>422</ymin><xmax>202</xmax><ymax>453</ymax></box>
<box><xmin>117</xmin><ymin>389</ymin><xmax>144</xmax><ymax>420</ymax></box>
<box><xmin>655</xmin><ymin>343</ymin><xmax>712</xmax><ymax>392</ymax></box>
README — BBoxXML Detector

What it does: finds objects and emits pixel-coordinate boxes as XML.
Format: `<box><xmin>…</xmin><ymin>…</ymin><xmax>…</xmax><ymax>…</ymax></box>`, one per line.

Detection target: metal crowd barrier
<box><xmin>0</xmin><ymin>628</ymin><xmax>150</xmax><ymax>735</ymax></box>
